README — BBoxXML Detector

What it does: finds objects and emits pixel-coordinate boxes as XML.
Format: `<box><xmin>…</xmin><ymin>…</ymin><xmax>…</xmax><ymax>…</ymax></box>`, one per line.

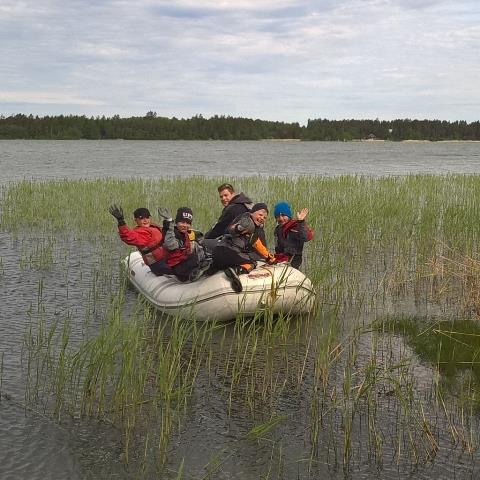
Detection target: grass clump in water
<box><xmin>379</xmin><ymin>316</ymin><xmax>480</xmax><ymax>385</ymax></box>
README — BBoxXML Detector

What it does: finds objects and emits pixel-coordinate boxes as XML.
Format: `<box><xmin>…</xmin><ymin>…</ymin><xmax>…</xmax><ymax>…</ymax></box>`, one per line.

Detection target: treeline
<box><xmin>1</xmin><ymin>113</ymin><xmax>479</xmax><ymax>141</ymax></box>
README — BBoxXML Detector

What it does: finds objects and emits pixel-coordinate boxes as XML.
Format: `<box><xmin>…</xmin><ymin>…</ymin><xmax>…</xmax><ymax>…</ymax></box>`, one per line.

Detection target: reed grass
<box><xmin>3</xmin><ymin>175</ymin><xmax>480</xmax><ymax>477</ymax></box>
<box><xmin>0</xmin><ymin>351</ymin><xmax>3</xmax><ymax>401</ymax></box>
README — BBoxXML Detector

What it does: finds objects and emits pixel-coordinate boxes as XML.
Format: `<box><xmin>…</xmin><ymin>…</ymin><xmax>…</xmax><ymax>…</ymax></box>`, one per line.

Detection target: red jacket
<box><xmin>118</xmin><ymin>224</ymin><xmax>165</xmax><ymax>265</ymax></box>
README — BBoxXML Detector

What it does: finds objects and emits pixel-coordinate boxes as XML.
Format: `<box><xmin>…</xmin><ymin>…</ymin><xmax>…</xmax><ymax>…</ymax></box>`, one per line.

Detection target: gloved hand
<box><xmin>158</xmin><ymin>207</ymin><xmax>173</xmax><ymax>231</ymax></box>
<box><xmin>108</xmin><ymin>204</ymin><xmax>125</xmax><ymax>226</ymax></box>
<box><xmin>265</xmin><ymin>253</ymin><xmax>277</xmax><ymax>265</ymax></box>
<box><xmin>157</xmin><ymin>207</ymin><xmax>172</xmax><ymax>222</ymax></box>
<box><xmin>234</xmin><ymin>215</ymin><xmax>255</xmax><ymax>235</ymax></box>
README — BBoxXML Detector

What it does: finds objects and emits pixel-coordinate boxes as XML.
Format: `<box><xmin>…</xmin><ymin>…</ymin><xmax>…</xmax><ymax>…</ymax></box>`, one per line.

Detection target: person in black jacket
<box><xmin>273</xmin><ymin>201</ymin><xmax>314</xmax><ymax>269</ymax></box>
<box><xmin>205</xmin><ymin>183</ymin><xmax>253</xmax><ymax>240</ymax></box>
<box><xmin>212</xmin><ymin>203</ymin><xmax>276</xmax><ymax>292</ymax></box>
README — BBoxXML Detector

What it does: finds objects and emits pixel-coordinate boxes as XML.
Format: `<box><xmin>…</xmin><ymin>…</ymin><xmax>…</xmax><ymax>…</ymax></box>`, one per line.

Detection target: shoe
<box><xmin>239</xmin><ymin>262</ymin><xmax>255</xmax><ymax>274</ymax></box>
<box><xmin>188</xmin><ymin>261</ymin><xmax>213</xmax><ymax>282</ymax></box>
<box><xmin>188</xmin><ymin>269</ymin><xmax>204</xmax><ymax>282</ymax></box>
<box><xmin>224</xmin><ymin>267</ymin><xmax>243</xmax><ymax>293</ymax></box>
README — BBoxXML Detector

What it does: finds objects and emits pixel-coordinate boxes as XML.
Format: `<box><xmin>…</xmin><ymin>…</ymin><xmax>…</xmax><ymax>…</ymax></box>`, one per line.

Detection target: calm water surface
<box><xmin>1</xmin><ymin>140</ymin><xmax>479</xmax><ymax>184</ymax></box>
<box><xmin>1</xmin><ymin>140</ymin><xmax>480</xmax><ymax>479</ymax></box>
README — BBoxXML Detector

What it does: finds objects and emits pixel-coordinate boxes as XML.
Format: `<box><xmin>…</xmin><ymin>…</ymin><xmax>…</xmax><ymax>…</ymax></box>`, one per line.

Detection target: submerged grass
<box><xmin>3</xmin><ymin>175</ymin><xmax>480</xmax><ymax>477</ymax></box>
<box><xmin>379</xmin><ymin>316</ymin><xmax>480</xmax><ymax>386</ymax></box>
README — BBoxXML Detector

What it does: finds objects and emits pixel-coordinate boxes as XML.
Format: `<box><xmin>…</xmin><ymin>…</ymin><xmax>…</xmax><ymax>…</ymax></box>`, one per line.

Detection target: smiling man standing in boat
<box><xmin>204</xmin><ymin>183</ymin><xmax>254</xmax><ymax>240</ymax></box>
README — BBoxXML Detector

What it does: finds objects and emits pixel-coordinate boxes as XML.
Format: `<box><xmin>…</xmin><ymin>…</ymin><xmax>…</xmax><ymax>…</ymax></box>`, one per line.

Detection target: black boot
<box><xmin>224</xmin><ymin>267</ymin><xmax>243</xmax><ymax>293</ymax></box>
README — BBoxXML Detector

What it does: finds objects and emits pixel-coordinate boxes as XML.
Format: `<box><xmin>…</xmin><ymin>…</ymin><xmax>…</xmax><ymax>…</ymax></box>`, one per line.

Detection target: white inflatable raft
<box><xmin>123</xmin><ymin>251</ymin><xmax>315</xmax><ymax>321</ymax></box>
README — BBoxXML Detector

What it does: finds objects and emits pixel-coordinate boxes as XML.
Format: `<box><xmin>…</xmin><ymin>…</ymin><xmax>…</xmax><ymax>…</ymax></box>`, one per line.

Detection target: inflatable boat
<box><xmin>123</xmin><ymin>251</ymin><xmax>315</xmax><ymax>321</ymax></box>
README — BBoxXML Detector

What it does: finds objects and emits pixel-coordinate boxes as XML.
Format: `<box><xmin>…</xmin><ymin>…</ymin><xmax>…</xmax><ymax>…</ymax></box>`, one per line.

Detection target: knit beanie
<box><xmin>250</xmin><ymin>202</ymin><xmax>269</xmax><ymax>214</ymax></box>
<box><xmin>133</xmin><ymin>207</ymin><xmax>151</xmax><ymax>218</ymax></box>
<box><xmin>273</xmin><ymin>201</ymin><xmax>292</xmax><ymax>219</ymax></box>
<box><xmin>175</xmin><ymin>207</ymin><xmax>193</xmax><ymax>224</ymax></box>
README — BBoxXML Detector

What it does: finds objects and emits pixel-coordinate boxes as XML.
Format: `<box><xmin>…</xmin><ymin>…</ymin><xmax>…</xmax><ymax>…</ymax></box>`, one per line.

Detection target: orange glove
<box><xmin>252</xmin><ymin>238</ymin><xmax>276</xmax><ymax>264</ymax></box>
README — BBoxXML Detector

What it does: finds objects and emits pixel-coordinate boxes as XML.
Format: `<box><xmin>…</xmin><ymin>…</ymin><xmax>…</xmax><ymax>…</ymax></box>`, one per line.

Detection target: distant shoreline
<box><xmin>2</xmin><ymin>138</ymin><xmax>480</xmax><ymax>142</ymax></box>
<box><xmin>362</xmin><ymin>139</ymin><xmax>480</xmax><ymax>143</ymax></box>
<box><xmin>1</xmin><ymin>115</ymin><xmax>478</xmax><ymax>141</ymax></box>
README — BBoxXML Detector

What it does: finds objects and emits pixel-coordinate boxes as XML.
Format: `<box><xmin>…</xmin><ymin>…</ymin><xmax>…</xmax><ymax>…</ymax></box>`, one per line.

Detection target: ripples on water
<box><xmin>0</xmin><ymin>140</ymin><xmax>479</xmax><ymax>184</ymax></box>
<box><xmin>1</xmin><ymin>402</ymin><xmax>79</xmax><ymax>480</ymax></box>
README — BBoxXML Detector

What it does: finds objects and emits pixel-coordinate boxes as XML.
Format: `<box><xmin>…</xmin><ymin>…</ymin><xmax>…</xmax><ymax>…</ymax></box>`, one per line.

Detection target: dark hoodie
<box><xmin>205</xmin><ymin>192</ymin><xmax>253</xmax><ymax>239</ymax></box>
<box><xmin>274</xmin><ymin>219</ymin><xmax>314</xmax><ymax>269</ymax></box>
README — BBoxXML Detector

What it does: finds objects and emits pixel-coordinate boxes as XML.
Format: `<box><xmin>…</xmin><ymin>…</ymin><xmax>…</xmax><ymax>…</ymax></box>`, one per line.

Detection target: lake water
<box><xmin>0</xmin><ymin>140</ymin><xmax>479</xmax><ymax>184</ymax></box>
<box><xmin>1</xmin><ymin>140</ymin><xmax>480</xmax><ymax>480</ymax></box>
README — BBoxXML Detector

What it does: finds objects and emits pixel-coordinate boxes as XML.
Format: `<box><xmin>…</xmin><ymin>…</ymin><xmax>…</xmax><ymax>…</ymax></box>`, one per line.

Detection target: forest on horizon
<box><xmin>1</xmin><ymin>113</ymin><xmax>479</xmax><ymax>141</ymax></box>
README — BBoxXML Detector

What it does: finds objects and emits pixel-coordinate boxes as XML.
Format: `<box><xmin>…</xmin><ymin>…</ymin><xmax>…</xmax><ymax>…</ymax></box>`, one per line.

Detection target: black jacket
<box><xmin>274</xmin><ymin>220</ymin><xmax>310</xmax><ymax>257</ymax></box>
<box><xmin>274</xmin><ymin>220</ymin><xmax>313</xmax><ymax>268</ymax></box>
<box><xmin>205</xmin><ymin>192</ymin><xmax>253</xmax><ymax>239</ymax></box>
<box><xmin>212</xmin><ymin>212</ymin><xmax>269</xmax><ymax>268</ymax></box>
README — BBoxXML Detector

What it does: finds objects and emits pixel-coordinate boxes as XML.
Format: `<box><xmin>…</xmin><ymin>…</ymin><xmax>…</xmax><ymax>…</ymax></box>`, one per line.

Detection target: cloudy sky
<box><xmin>0</xmin><ymin>0</ymin><xmax>478</xmax><ymax>123</ymax></box>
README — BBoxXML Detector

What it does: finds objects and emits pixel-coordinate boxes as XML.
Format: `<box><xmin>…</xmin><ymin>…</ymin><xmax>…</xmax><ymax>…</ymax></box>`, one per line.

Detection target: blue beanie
<box><xmin>274</xmin><ymin>201</ymin><xmax>292</xmax><ymax>218</ymax></box>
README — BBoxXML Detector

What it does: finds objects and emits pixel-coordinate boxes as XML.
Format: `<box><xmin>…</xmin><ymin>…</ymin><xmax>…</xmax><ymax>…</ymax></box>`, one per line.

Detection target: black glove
<box><xmin>108</xmin><ymin>204</ymin><xmax>126</xmax><ymax>226</ymax></box>
<box><xmin>234</xmin><ymin>215</ymin><xmax>255</xmax><ymax>235</ymax></box>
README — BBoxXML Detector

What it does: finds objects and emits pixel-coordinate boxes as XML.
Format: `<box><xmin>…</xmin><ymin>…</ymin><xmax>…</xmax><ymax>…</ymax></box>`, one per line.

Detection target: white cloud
<box><xmin>148</xmin><ymin>0</ymin><xmax>301</xmax><ymax>9</ymax></box>
<box><xmin>0</xmin><ymin>91</ymin><xmax>104</xmax><ymax>106</ymax></box>
<box><xmin>0</xmin><ymin>0</ymin><xmax>478</xmax><ymax>121</ymax></box>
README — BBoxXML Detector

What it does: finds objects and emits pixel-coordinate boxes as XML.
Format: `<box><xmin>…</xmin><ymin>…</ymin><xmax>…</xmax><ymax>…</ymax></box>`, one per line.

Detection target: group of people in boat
<box><xmin>109</xmin><ymin>183</ymin><xmax>314</xmax><ymax>292</ymax></box>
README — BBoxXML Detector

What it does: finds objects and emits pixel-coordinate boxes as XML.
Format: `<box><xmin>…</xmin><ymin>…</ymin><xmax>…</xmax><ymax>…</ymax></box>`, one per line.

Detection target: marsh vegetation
<box><xmin>2</xmin><ymin>175</ymin><xmax>480</xmax><ymax>478</ymax></box>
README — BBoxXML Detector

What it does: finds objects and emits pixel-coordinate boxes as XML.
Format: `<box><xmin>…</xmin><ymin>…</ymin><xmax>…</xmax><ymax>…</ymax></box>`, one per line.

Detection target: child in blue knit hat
<box><xmin>273</xmin><ymin>201</ymin><xmax>314</xmax><ymax>269</ymax></box>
